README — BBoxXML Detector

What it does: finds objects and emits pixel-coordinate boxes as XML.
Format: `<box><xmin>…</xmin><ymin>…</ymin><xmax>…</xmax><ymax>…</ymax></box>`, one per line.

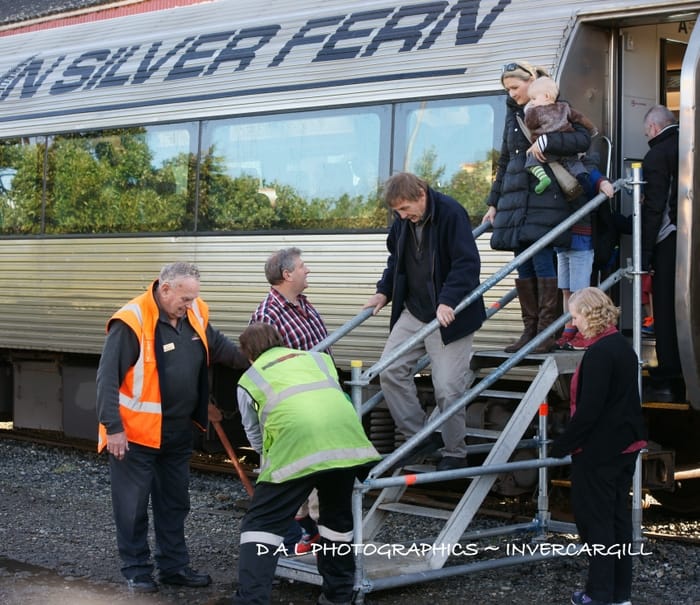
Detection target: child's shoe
<box><xmin>555</xmin><ymin>327</ymin><xmax>577</xmax><ymax>349</ymax></box>
<box><xmin>294</xmin><ymin>530</ymin><xmax>320</xmax><ymax>555</ymax></box>
<box><xmin>563</xmin><ymin>331</ymin><xmax>594</xmax><ymax>351</ymax></box>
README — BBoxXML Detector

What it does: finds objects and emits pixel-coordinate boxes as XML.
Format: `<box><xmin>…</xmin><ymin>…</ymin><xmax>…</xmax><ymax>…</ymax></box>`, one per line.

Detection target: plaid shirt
<box><xmin>250</xmin><ymin>288</ymin><xmax>329</xmax><ymax>352</ymax></box>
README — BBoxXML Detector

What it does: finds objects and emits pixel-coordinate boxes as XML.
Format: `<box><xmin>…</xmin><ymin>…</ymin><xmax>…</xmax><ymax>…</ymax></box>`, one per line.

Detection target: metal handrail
<box><xmin>310</xmin><ymin>220</ymin><xmax>493</xmax><ymax>354</ymax></box>
<box><xmin>360</xmin><ymin>178</ymin><xmax>626</xmax><ymax>383</ymax></box>
<box><xmin>358</xmin><ymin>285</ymin><xmax>517</xmax><ymax>417</ymax></box>
<box><xmin>367</xmin><ymin>267</ymin><xmax>626</xmax><ymax>478</ymax></box>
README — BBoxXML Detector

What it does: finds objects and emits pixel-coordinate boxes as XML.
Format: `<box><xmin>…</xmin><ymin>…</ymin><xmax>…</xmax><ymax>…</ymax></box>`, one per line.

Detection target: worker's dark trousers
<box><xmin>650</xmin><ymin>232</ymin><xmax>682</xmax><ymax>385</ymax></box>
<box><xmin>233</xmin><ymin>467</ymin><xmax>359</xmax><ymax>605</ymax></box>
<box><xmin>109</xmin><ymin>426</ymin><xmax>193</xmax><ymax>579</ymax></box>
<box><xmin>571</xmin><ymin>451</ymin><xmax>639</xmax><ymax>604</ymax></box>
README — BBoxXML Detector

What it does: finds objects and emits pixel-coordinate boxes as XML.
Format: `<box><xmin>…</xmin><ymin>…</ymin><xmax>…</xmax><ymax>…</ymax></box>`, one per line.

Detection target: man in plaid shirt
<box><xmin>251</xmin><ymin>247</ymin><xmax>328</xmax><ymax>351</ymax></box>
<box><xmin>250</xmin><ymin>246</ymin><xmax>330</xmax><ymax>552</ymax></box>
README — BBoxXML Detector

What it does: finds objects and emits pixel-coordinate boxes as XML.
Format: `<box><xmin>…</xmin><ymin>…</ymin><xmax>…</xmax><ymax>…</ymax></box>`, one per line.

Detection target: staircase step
<box><xmin>464</xmin><ymin>427</ymin><xmax>503</xmax><ymax>439</ymax></box>
<box><xmin>376</xmin><ymin>501</ymin><xmax>452</xmax><ymax>520</ymax></box>
<box><xmin>550</xmin><ymin>478</ymin><xmax>571</xmax><ymax>488</ymax></box>
<box><xmin>480</xmin><ymin>389</ymin><xmax>526</xmax><ymax>400</ymax></box>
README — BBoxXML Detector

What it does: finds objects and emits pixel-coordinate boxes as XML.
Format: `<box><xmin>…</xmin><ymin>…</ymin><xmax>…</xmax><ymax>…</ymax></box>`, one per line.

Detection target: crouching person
<box><xmin>233</xmin><ymin>323</ymin><xmax>380</xmax><ymax>605</ymax></box>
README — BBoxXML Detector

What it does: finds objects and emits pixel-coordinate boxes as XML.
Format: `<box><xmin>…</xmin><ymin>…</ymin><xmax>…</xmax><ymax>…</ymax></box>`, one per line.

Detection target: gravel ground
<box><xmin>0</xmin><ymin>438</ymin><xmax>699</xmax><ymax>605</ymax></box>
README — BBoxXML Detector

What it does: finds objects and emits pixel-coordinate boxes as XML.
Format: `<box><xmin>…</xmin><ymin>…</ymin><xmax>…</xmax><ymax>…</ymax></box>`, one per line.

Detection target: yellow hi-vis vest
<box><xmin>97</xmin><ymin>281</ymin><xmax>210</xmax><ymax>451</ymax></box>
<box><xmin>238</xmin><ymin>347</ymin><xmax>379</xmax><ymax>483</ymax></box>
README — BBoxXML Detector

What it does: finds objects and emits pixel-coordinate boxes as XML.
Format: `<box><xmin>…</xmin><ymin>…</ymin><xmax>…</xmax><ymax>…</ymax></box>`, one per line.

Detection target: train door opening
<box><xmin>616</xmin><ymin>22</ymin><xmax>692</xmax><ymax>358</ymax></box>
<box><xmin>559</xmin><ymin>12</ymin><xmax>700</xmax><ymax>514</ymax></box>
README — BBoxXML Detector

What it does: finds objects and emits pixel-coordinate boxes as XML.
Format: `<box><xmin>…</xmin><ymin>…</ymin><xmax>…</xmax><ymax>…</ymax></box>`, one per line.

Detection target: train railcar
<box><xmin>0</xmin><ymin>0</ymin><xmax>699</xmax><ymax>511</ymax></box>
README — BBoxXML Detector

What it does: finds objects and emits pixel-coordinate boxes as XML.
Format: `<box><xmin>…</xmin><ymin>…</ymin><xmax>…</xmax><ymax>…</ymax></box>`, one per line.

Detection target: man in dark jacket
<box><xmin>641</xmin><ymin>105</ymin><xmax>682</xmax><ymax>402</ymax></box>
<box><xmin>364</xmin><ymin>172</ymin><xmax>485</xmax><ymax>471</ymax></box>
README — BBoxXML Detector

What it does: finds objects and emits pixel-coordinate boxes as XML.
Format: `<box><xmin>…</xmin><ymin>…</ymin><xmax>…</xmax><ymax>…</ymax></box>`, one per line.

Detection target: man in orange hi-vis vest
<box><xmin>96</xmin><ymin>262</ymin><xmax>248</xmax><ymax>594</ymax></box>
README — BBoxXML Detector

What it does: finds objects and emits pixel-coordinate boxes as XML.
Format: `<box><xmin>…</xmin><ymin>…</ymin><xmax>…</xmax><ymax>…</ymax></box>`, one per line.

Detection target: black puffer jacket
<box><xmin>487</xmin><ymin>95</ymin><xmax>592</xmax><ymax>251</ymax></box>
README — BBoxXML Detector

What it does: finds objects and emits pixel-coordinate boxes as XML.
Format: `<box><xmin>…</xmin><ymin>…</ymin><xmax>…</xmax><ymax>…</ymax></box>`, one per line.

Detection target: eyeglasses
<box><xmin>502</xmin><ymin>62</ymin><xmax>533</xmax><ymax>77</ymax></box>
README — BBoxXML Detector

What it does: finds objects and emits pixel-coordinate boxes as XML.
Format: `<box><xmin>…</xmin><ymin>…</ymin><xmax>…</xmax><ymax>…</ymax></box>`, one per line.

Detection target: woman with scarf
<box><xmin>550</xmin><ymin>287</ymin><xmax>647</xmax><ymax>605</ymax></box>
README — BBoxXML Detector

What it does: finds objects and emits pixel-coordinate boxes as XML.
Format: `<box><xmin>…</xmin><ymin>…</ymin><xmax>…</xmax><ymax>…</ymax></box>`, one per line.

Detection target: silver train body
<box><xmin>0</xmin><ymin>0</ymin><xmax>699</xmax><ymax>510</ymax></box>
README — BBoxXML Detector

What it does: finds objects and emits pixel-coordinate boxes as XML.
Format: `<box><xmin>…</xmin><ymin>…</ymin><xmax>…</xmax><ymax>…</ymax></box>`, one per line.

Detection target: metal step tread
<box><xmin>464</xmin><ymin>427</ymin><xmax>503</xmax><ymax>439</ymax></box>
<box><xmin>376</xmin><ymin>501</ymin><xmax>452</xmax><ymax>520</ymax></box>
<box><xmin>480</xmin><ymin>388</ymin><xmax>526</xmax><ymax>400</ymax></box>
<box><xmin>472</xmin><ymin>349</ymin><xmax>582</xmax><ymax>375</ymax></box>
<box><xmin>276</xmin><ymin>543</ymin><xmax>432</xmax><ymax>579</ymax></box>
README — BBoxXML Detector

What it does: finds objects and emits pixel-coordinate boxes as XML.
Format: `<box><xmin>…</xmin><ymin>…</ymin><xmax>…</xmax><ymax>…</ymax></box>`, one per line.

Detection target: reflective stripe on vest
<box><xmin>98</xmin><ymin>282</ymin><xmax>210</xmax><ymax>450</ymax></box>
<box><xmin>246</xmin><ymin>352</ymin><xmax>340</xmax><ymax>426</ymax></box>
<box><xmin>269</xmin><ymin>445</ymin><xmax>380</xmax><ymax>483</ymax></box>
<box><xmin>119</xmin><ymin>301</ymin><xmax>157</xmax><ymax>414</ymax></box>
<box><xmin>120</xmin><ymin>296</ymin><xmax>209</xmax><ymax>415</ymax></box>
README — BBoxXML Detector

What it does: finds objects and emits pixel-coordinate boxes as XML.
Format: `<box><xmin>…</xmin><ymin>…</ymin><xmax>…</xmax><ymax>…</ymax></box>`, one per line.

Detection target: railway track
<box><xmin>3</xmin><ymin>425</ymin><xmax>698</xmax><ymax>547</ymax></box>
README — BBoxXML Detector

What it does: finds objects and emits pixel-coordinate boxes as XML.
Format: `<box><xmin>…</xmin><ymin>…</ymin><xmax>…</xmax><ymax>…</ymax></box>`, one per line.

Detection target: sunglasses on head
<box><xmin>503</xmin><ymin>62</ymin><xmax>533</xmax><ymax>77</ymax></box>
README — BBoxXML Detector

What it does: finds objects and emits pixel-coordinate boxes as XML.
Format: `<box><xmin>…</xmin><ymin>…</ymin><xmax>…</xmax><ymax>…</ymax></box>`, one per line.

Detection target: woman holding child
<box><xmin>483</xmin><ymin>60</ymin><xmax>591</xmax><ymax>353</ymax></box>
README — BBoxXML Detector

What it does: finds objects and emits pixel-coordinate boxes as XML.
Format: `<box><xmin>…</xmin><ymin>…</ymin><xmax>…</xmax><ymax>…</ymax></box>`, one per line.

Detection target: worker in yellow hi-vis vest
<box><xmin>233</xmin><ymin>323</ymin><xmax>380</xmax><ymax>605</ymax></box>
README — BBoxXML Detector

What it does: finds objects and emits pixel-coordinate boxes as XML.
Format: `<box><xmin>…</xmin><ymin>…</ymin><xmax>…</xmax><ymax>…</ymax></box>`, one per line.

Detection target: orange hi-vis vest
<box><xmin>97</xmin><ymin>281</ymin><xmax>210</xmax><ymax>451</ymax></box>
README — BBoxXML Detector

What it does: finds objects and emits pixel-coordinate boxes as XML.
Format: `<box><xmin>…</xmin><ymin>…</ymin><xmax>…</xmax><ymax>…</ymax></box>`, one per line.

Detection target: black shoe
<box><xmin>159</xmin><ymin>566</ymin><xmax>212</xmax><ymax>587</ymax></box>
<box><xmin>127</xmin><ymin>574</ymin><xmax>158</xmax><ymax>593</ymax></box>
<box><xmin>408</xmin><ymin>432</ymin><xmax>444</xmax><ymax>460</ymax></box>
<box><xmin>390</xmin><ymin>432</ymin><xmax>444</xmax><ymax>470</ymax></box>
<box><xmin>436</xmin><ymin>455</ymin><xmax>469</xmax><ymax>472</ymax></box>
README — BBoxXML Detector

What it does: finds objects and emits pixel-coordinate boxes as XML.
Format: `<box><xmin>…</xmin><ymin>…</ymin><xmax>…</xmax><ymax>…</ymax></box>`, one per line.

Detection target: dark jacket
<box><xmin>487</xmin><ymin>96</ymin><xmax>591</xmax><ymax>251</ymax></box>
<box><xmin>376</xmin><ymin>187</ymin><xmax>486</xmax><ymax>345</ymax></box>
<box><xmin>550</xmin><ymin>331</ymin><xmax>647</xmax><ymax>463</ymax></box>
<box><xmin>641</xmin><ymin>124</ymin><xmax>679</xmax><ymax>270</ymax></box>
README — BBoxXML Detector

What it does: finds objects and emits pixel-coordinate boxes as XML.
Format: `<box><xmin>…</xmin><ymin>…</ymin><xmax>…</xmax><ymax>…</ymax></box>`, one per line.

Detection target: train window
<box><xmin>393</xmin><ymin>96</ymin><xmax>505</xmax><ymax>225</ymax></box>
<box><xmin>44</xmin><ymin>124</ymin><xmax>197</xmax><ymax>234</ymax></box>
<box><xmin>0</xmin><ymin>137</ymin><xmax>45</xmax><ymax>235</ymax></box>
<box><xmin>201</xmin><ymin>105</ymin><xmax>391</xmax><ymax>231</ymax></box>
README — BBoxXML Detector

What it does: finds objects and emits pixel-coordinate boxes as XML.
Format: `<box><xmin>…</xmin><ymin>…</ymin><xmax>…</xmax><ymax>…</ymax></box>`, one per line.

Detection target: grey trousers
<box><xmin>379</xmin><ymin>309</ymin><xmax>473</xmax><ymax>458</ymax></box>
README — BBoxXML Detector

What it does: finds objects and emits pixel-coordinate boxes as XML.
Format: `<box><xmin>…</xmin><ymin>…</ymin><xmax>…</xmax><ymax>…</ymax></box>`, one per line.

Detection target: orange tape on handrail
<box><xmin>404</xmin><ymin>474</ymin><xmax>418</xmax><ymax>486</ymax></box>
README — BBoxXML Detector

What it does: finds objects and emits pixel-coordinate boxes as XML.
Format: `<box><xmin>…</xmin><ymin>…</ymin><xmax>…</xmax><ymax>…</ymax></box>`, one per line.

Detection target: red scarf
<box><xmin>568</xmin><ymin>325</ymin><xmax>646</xmax><ymax>454</ymax></box>
<box><xmin>569</xmin><ymin>324</ymin><xmax>618</xmax><ymax>415</ymax></box>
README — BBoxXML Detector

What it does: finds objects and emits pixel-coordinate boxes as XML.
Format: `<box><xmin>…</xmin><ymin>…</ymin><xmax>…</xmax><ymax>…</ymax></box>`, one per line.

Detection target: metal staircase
<box><xmin>273</xmin><ymin>183</ymin><xmax>642</xmax><ymax>602</ymax></box>
<box><xmin>275</xmin><ymin>350</ymin><xmax>581</xmax><ymax>598</ymax></box>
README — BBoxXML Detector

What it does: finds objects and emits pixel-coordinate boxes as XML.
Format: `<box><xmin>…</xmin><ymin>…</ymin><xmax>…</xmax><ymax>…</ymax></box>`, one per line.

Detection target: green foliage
<box><xmin>201</xmin><ymin>144</ymin><xmax>386</xmax><ymax>231</ymax></box>
<box><xmin>42</xmin><ymin>131</ymin><xmax>188</xmax><ymax>234</ymax></box>
<box><xmin>413</xmin><ymin>147</ymin><xmax>497</xmax><ymax>226</ymax></box>
<box><xmin>0</xmin><ymin>141</ymin><xmax>44</xmax><ymax>234</ymax></box>
<box><xmin>0</xmin><ymin>129</ymin><xmax>453</xmax><ymax>235</ymax></box>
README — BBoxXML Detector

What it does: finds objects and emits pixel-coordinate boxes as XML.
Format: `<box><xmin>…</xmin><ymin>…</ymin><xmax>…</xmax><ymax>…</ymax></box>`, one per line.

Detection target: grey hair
<box><xmin>264</xmin><ymin>247</ymin><xmax>302</xmax><ymax>285</ymax></box>
<box><xmin>644</xmin><ymin>105</ymin><xmax>676</xmax><ymax>129</ymax></box>
<box><xmin>159</xmin><ymin>262</ymin><xmax>200</xmax><ymax>285</ymax></box>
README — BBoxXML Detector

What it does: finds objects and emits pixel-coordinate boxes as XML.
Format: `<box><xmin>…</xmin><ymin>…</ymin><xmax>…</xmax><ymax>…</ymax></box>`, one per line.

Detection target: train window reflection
<box><xmin>394</xmin><ymin>96</ymin><xmax>504</xmax><ymax>225</ymax></box>
<box><xmin>201</xmin><ymin>106</ymin><xmax>391</xmax><ymax>230</ymax></box>
<box><xmin>45</xmin><ymin>125</ymin><xmax>196</xmax><ymax>235</ymax></box>
<box><xmin>0</xmin><ymin>137</ymin><xmax>44</xmax><ymax>235</ymax></box>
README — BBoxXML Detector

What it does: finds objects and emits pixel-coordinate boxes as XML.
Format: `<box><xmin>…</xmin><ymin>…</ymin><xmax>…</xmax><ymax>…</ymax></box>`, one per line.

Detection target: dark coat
<box><xmin>376</xmin><ymin>187</ymin><xmax>486</xmax><ymax>345</ymax></box>
<box><xmin>641</xmin><ymin>124</ymin><xmax>679</xmax><ymax>270</ymax></box>
<box><xmin>487</xmin><ymin>95</ymin><xmax>591</xmax><ymax>251</ymax></box>
<box><xmin>550</xmin><ymin>331</ymin><xmax>647</xmax><ymax>463</ymax></box>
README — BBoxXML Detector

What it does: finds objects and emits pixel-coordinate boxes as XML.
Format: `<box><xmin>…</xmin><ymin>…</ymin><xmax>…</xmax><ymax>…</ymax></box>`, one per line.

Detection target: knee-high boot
<box><xmin>534</xmin><ymin>277</ymin><xmax>559</xmax><ymax>353</ymax></box>
<box><xmin>505</xmin><ymin>278</ymin><xmax>539</xmax><ymax>353</ymax></box>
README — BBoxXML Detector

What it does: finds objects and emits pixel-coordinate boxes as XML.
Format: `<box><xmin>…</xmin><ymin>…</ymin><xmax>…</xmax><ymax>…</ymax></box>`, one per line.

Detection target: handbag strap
<box><xmin>516</xmin><ymin>114</ymin><xmax>533</xmax><ymax>142</ymax></box>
